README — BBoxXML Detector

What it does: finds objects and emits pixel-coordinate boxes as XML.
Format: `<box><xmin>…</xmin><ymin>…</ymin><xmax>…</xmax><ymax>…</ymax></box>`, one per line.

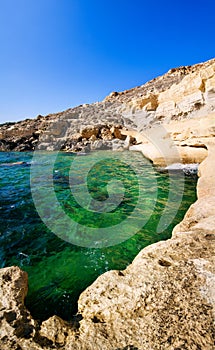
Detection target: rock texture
<box><xmin>0</xmin><ymin>267</ymin><xmax>38</xmax><ymax>349</ymax></box>
<box><xmin>0</xmin><ymin>58</ymin><xmax>215</xmax><ymax>153</ymax></box>
<box><xmin>0</xmin><ymin>58</ymin><xmax>215</xmax><ymax>349</ymax></box>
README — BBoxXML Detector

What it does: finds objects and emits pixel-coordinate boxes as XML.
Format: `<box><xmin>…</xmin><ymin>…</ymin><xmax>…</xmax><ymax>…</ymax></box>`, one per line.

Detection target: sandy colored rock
<box><xmin>100</xmin><ymin>126</ymin><xmax>113</xmax><ymax>140</ymax></box>
<box><xmin>0</xmin><ymin>267</ymin><xmax>42</xmax><ymax>350</ymax></box>
<box><xmin>110</xmin><ymin>125</ymin><xmax>126</xmax><ymax>140</ymax></box>
<box><xmin>74</xmin><ymin>232</ymin><xmax>214</xmax><ymax>350</ymax></box>
<box><xmin>0</xmin><ymin>58</ymin><xmax>214</xmax><ymax>152</ymax></box>
<box><xmin>0</xmin><ymin>57</ymin><xmax>215</xmax><ymax>349</ymax></box>
<box><xmin>80</xmin><ymin>125</ymin><xmax>99</xmax><ymax>139</ymax></box>
<box><xmin>39</xmin><ymin>316</ymin><xmax>71</xmax><ymax>346</ymax></box>
<box><xmin>129</xmin><ymin>94</ymin><xmax>158</xmax><ymax>111</ymax></box>
<box><xmin>70</xmin><ymin>139</ymin><xmax>215</xmax><ymax>349</ymax></box>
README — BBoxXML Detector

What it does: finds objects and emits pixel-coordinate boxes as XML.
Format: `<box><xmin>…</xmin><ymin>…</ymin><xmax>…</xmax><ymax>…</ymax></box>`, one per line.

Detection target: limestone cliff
<box><xmin>0</xmin><ymin>58</ymin><xmax>215</xmax><ymax>349</ymax></box>
<box><xmin>0</xmin><ymin>57</ymin><xmax>214</xmax><ymax>155</ymax></box>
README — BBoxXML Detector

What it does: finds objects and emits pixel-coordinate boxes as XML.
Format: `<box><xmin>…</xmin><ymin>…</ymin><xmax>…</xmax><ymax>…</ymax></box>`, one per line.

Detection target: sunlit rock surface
<box><xmin>0</xmin><ymin>58</ymin><xmax>214</xmax><ymax>349</ymax></box>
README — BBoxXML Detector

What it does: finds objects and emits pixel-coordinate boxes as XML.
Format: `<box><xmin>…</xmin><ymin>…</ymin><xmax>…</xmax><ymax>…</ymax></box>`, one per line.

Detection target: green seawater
<box><xmin>0</xmin><ymin>151</ymin><xmax>197</xmax><ymax>321</ymax></box>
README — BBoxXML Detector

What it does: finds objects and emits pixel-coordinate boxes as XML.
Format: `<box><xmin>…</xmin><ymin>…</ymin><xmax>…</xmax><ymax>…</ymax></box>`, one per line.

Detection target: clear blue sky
<box><xmin>0</xmin><ymin>0</ymin><xmax>214</xmax><ymax>123</ymax></box>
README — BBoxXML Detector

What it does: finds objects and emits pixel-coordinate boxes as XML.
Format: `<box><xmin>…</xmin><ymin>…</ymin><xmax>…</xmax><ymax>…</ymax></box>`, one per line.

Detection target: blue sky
<box><xmin>0</xmin><ymin>0</ymin><xmax>214</xmax><ymax>123</ymax></box>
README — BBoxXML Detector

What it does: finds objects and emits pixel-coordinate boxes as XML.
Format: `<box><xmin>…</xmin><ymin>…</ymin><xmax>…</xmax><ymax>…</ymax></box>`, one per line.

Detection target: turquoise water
<box><xmin>0</xmin><ymin>151</ymin><xmax>197</xmax><ymax>321</ymax></box>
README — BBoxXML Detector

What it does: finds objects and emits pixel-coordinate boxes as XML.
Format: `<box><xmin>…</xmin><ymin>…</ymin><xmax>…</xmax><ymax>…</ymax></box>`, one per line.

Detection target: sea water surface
<box><xmin>0</xmin><ymin>151</ymin><xmax>197</xmax><ymax>321</ymax></box>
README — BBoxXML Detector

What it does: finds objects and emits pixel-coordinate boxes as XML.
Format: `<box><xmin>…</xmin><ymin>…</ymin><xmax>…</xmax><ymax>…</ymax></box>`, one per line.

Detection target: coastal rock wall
<box><xmin>0</xmin><ymin>58</ymin><xmax>214</xmax><ymax>349</ymax></box>
<box><xmin>0</xmin><ymin>141</ymin><xmax>214</xmax><ymax>350</ymax></box>
<box><xmin>128</xmin><ymin>112</ymin><xmax>215</xmax><ymax>166</ymax></box>
<box><xmin>0</xmin><ymin>58</ymin><xmax>215</xmax><ymax>153</ymax></box>
<box><xmin>118</xmin><ymin>59</ymin><xmax>215</xmax><ymax>125</ymax></box>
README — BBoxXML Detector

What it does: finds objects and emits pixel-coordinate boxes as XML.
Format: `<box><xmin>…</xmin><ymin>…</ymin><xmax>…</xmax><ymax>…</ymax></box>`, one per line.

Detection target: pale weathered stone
<box><xmin>155</xmin><ymin>100</ymin><xmax>180</xmax><ymax>118</ymax></box>
<box><xmin>177</xmin><ymin>91</ymin><xmax>204</xmax><ymax>113</ymax></box>
<box><xmin>200</xmin><ymin>63</ymin><xmax>215</xmax><ymax>80</ymax></box>
<box><xmin>0</xmin><ymin>57</ymin><xmax>215</xmax><ymax>349</ymax></box>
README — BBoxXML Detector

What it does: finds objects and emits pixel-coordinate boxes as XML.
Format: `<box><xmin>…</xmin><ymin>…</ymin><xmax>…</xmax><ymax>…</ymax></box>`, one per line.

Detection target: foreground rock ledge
<box><xmin>0</xmin><ymin>146</ymin><xmax>214</xmax><ymax>350</ymax></box>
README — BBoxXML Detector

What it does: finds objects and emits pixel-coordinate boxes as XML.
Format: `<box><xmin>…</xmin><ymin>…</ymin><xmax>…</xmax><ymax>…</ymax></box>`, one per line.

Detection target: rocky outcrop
<box><xmin>0</xmin><ymin>58</ymin><xmax>215</xmax><ymax>349</ymax></box>
<box><xmin>0</xmin><ymin>144</ymin><xmax>214</xmax><ymax>349</ymax></box>
<box><xmin>0</xmin><ymin>267</ymin><xmax>39</xmax><ymax>349</ymax></box>
<box><xmin>128</xmin><ymin>112</ymin><xmax>215</xmax><ymax>166</ymax></box>
<box><xmin>68</xmin><ymin>142</ymin><xmax>215</xmax><ymax>350</ymax></box>
<box><xmin>0</xmin><ymin>58</ymin><xmax>214</xmax><ymax>153</ymax></box>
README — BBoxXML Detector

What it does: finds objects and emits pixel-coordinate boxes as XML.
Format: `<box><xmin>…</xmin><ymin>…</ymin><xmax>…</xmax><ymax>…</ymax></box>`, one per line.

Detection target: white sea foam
<box><xmin>164</xmin><ymin>163</ymin><xmax>199</xmax><ymax>175</ymax></box>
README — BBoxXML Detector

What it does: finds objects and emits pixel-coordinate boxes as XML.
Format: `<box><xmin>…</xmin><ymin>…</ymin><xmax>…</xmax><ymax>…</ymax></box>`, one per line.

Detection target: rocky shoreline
<box><xmin>0</xmin><ymin>58</ymin><xmax>215</xmax><ymax>349</ymax></box>
<box><xmin>0</xmin><ymin>57</ymin><xmax>214</xmax><ymax>156</ymax></box>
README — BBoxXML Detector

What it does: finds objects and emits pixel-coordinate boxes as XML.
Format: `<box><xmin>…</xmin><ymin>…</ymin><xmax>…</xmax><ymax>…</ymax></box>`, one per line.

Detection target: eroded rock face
<box><xmin>0</xmin><ymin>58</ymin><xmax>215</xmax><ymax>349</ymax></box>
<box><xmin>74</xmin><ymin>234</ymin><xmax>215</xmax><ymax>350</ymax></box>
<box><xmin>128</xmin><ymin>113</ymin><xmax>215</xmax><ymax>166</ymax></box>
<box><xmin>119</xmin><ymin>59</ymin><xmax>215</xmax><ymax>122</ymax></box>
<box><xmin>71</xmin><ymin>143</ymin><xmax>215</xmax><ymax>349</ymax></box>
<box><xmin>0</xmin><ymin>267</ymin><xmax>39</xmax><ymax>349</ymax></box>
<box><xmin>0</xmin><ymin>58</ymin><xmax>215</xmax><ymax>153</ymax></box>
